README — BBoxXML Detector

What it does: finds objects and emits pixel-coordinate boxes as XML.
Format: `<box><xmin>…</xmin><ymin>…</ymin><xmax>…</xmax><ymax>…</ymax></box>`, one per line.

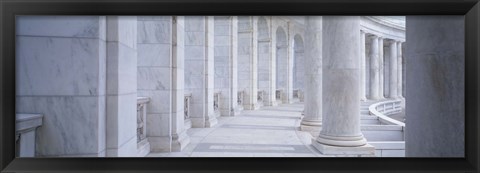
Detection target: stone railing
<box><xmin>237</xmin><ymin>91</ymin><xmax>244</xmax><ymax>106</ymax></box>
<box><xmin>137</xmin><ymin>97</ymin><xmax>150</xmax><ymax>143</ymax></box>
<box><xmin>369</xmin><ymin>99</ymin><xmax>405</xmax><ymax>127</ymax></box>
<box><xmin>16</xmin><ymin>113</ymin><xmax>43</xmax><ymax>157</ymax></box>
<box><xmin>257</xmin><ymin>90</ymin><xmax>264</xmax><ymax>102</ymax></box>
<box><xmin>276</xmin><ymin>89</ymin><xmax>282</xmax><ymax>100</ymax></box>
<box><xmin>184</xmin><ymin>93</ymin><xmax>192</xmax><ymax>121</ymax></box>
<box><xmin>293</xmin><ymin>89</ymin><xmax>299</xmax><ymax>98</ymax></box>
<box><xmin>214</xmin><ymin>92</ymin><xmax>221</xmax><ymax>116</ymax></box>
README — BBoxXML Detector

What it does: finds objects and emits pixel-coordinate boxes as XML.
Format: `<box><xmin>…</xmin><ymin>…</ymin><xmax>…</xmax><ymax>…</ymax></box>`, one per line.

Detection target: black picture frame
<box><xmin>1</xmin><ymin>0</ymin><xmax>479</xmax><ymax>172</ymax></box>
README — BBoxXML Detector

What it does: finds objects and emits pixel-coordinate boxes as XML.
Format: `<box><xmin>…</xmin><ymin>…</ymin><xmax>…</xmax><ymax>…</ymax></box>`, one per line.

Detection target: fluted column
<box><xmin>378</xmin><ymin>37</ymin><xmax>385</xmax><ymax>99</ymax></box>
<box><xmin>389</xmin><ymin>40</ymin><xmax>398</xmax><ymax>98</ymax></box>
<box><xmin>397</xmin><ymin>42</ymin><xmax>403</xmax><ymax>98</ymax></box>
<box><xmin>312</xmin><ymin>16</ymin><xmax>374</xmax><ymax>156</ymax></box>
<box><xmin>300</xmin><ymin>16</ymin><xmax>322</xmax><ymax>134</ymax></box>
<box><xmin>359</xmin><ymin>31</ymin><xmax>367</xmax><ymax>101</ymax></box>
<box><xmin>368</xmin><ymin>35</ymin><xmax>380</xmax><ymax>100</ymax></box>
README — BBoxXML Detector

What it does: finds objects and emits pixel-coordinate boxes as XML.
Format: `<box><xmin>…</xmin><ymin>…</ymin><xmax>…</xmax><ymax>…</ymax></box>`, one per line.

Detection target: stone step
<box><xmin>361</xmin><ymin>125</ymin><xmax>404</xmax><ymax>141</ymax></box>
<box><xmin>361</xmin><ymin>119</ymin><xmax>381</xmax><ymax>125</ymax></box>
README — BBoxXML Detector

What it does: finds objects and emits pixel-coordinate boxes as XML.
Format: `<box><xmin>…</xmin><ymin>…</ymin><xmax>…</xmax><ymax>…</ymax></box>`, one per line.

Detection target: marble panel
<box><xmin>106</xmin><ymin>42</ymin><xmax>137</xmax><ymax>94</ymax></box>
<box><xmin>185</xmin><ymin>32</ymin><xmax>206</xmax><ymax>46</ymax></box>
<box><xmin>184</xmin><ymin>45</ymin><xmax>205</xmax><ymax>60</ymax></box>
<box><xmin>16</xmin><ymin>16</ymin><xmax>105</xmax><ymax>38</ymax></box>
<box><xmin>185</xmin><ymin>16</ymin><xmax>206</xmax><ymax>32</ymax></box>
<box><xmin>16</xmin><ymin>36</ymin><xmax>104</xmax><ymax>96</ymax></box>
<box><xmin>16</xmin><ymin>96</ymin><xmax>105</xmax><ymax>156</ymax></box>
<box><xmin>137</xmin><ymin>20</ymin><xmax>171</xmax><ymax>44</ymax></box>
<box><xmin>138</xmin><ymin>16</ymin><xmax>171</xmax><ymax>21</ymax></box>
<box><xmin>146</xmin><ymin>113</ymin><xmax>171</xmax><ymax>136</ymax></box>
<box><xmin>137</xmin><ymin>67</ymin><xmax>171</xmax><ymax>90</ymax></box>
<box><xmin>107</xmin><ymin>16</ymin><xmax>138</xmax><ymax>49</ymax></box>
<box><xmin>137</xmin><ymin>90</ymin><xmax>171</xmax><ymax>114</ymax></box>
<box><xmin>106</xmin><ymin>94</ymin><xmax>137</xmax><ymax>149</ymax></box>
<box><xmin>137</xmin><ymin>43</ymin><xmax>171</xmax><ymax>67</ymax></box>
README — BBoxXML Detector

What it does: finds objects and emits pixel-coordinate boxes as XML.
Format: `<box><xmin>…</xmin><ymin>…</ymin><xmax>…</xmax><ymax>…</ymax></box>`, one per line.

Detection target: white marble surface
<box><xmin>405</xmin><ymin>16</ymin><xmax>464</xmax><ymax>157</ymax></box>
<box><xmin>301</xmin><ymin>16</ymin><xmax>322</xmax><ymax>133</ymax></box>
<box><xmin>17</xmin><ymin>96</ymin><xmax>106</xmax><ymax>156</ymax></box>
<box><xmin>16</xmin><ymin>16</ymin><xmax>106</xmax><ymax>39</ymax></box>
<box><xmin>17</xmin><ymin>36</ymin><xmax>106</xmax><ymax>96</ymax></box>
<box><xmin>316</xmin><ymin>16</ymin><xmax>368</xmax><ymax>149</ymax></box>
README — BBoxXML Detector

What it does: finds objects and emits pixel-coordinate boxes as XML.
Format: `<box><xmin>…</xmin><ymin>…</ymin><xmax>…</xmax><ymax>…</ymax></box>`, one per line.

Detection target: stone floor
<box><xmin>147</xmin><ymin>103</ymin><xmax>330</xmax><ymax>157</ymax></box>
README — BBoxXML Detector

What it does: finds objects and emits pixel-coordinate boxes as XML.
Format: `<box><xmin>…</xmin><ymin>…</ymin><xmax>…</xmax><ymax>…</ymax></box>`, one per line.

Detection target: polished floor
<box><xmin>147</xmin><ymin>103</ymin><xmax>329</xmax><ymax>157</ymax></box>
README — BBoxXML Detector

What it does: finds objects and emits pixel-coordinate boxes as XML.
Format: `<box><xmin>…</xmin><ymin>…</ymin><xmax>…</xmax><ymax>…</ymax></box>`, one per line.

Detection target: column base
<box><xmin>312</xmin><ymin>139</ymin><xmax>375</xmax><ymax>157</ymax></box>
<box><xmin>316</xmin><ymin>133</ymin><xmax>368</xmax><ymax>147</ymax></box>
<box><xmin>205</xmin><ymin>115</ymin><xmax>218</xmax><ymax>128</ymax></box>
<box><xmin>300</xmin><ymin>120</ymin><xmax>322</xmax><ymax>137</ymax></box>
<box><xmin>243</xmin><ymin>103</ymin><xmax>260</xmax><ymax>110</ymax></box>
<box><xmin>171</xmin><ymin>130</ymin><xmax>190</xmax><ymax>152</ymax></box>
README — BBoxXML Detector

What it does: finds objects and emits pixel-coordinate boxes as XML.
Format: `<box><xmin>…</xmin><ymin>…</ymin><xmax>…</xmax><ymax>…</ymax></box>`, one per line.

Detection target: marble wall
<box><xmin>405</xmin><ymin>16</ymin><xmax>464</xmax><ymax>157</ymax></box>
<box><xmin>16</xmin><ymin>16</ymin><xmax>108</xmax><ymax>156</ymax></box>
<box><xmin>214</xmin><ymin>16</ymin><xmax>239</xmax><ymax>116</ymax></box>
<box><xmin>237</xmin><ymin>16</ymin><xmax>259</xmax><ymax>110</ymax></box>
<box><xmin>257</xmin><ymin>17</ymin><xmax>273</xmax><ymax>106</ymax></box>
<box><xmin>293</xmin><ymin>35</ymin><xmax>305</xmax><ymax>92</ymax></box>
<box><xmin>137</xmin><ymin>16</ymin><xmax>173</xmax><ymax>152</ymax></box>
<box><xmin>275</xmin><ymin>26</ymin><xmax>288</xmax><ymax>103</ymax></box>
<box><xmin>184</xmin><ymin>16</ymin><xmax>218</xmax><ymax>127</ymax></box>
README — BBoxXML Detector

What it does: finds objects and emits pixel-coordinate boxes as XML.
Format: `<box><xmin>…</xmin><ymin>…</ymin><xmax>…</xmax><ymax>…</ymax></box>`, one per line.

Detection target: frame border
<box><xmin>1</xmin><ymin>0</ymin><xmax>479</xmax><ymax>172</ymax></box>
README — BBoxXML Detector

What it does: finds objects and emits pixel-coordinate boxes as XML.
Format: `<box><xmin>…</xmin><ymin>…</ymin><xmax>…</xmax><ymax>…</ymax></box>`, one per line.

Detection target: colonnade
<box><xmin>360</xmin><ymin>31</ymin><xmax>405</xmax><ymax>101</ymax></box>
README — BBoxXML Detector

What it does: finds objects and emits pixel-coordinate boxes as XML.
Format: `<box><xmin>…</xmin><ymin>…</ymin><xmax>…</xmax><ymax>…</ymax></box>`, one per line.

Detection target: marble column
<box><xmin>359</xmin><ymin>31</ymin><xmax>367</xmax><ymax>101</ymax></box>
<box><xmin>257</xmin><ymin>17</ymin><xmax>272</xmax><ymax>106</ymax></box>
<box><xmin>237</xmin><ymin>16</ymin><xmax>259</xmax><ymax>110</ymax></box>
<box><xmin>185</xmin><ymin>16</ymin><xmax>218</xmax><ymax>127</ymax></box>
<box><xmin>137</xmin><ymin>16</ymin><xmax>190</xmax><ymax>152</ymax></box>
<box><xmin>397</xmin><ymin>42</ymin><xmax>403</xmax><ymax>98</ymax></box>
<box><xmin>286</xmin><ymin>21</ymin><xmax>294</xmax><ymax>103</ymax></box>
<box><xmin>16</xmin><ymin>16</ymin><xmax>108</xmax><ymax>157</ymax></box>
<box><xmin>368</xmin><ymin>34</ymin><xmax>380</xmax><ymax>100</ymax></box>
<box><xmin>378</xmin><ymin>37</ymin><xmax>385</xmax><ymax>99</ymax></box>
<box><xmin>312</xmin><ymin>16</ymin><xmax>374</xmax><ymax>156</ymax></box>
<box><xmin>214</xmin><ymin>16</ymin><xmax>239</xmax><ymax>116</ymax></box>
<box><xmin>300</xmin><ymin>16</ymin><xmax>322</xmax><ymax>135</ymax></box>
<box><xmin>388</xmin><ymin>40</ymin><xmax>398</xmax><ymax>99</ymax></box>
<box><xmin>405</xmin><ymin>16</ymin><xmax>464</xmax><ymax>157</ymax></box>
<box><xmin>105</xmin><ymin>16</ymin><xmax>138</xmax><ymax>157</ymax></box>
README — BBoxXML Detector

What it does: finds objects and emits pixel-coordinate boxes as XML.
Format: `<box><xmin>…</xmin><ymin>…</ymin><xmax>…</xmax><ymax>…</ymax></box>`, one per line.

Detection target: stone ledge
<box><xmin>312</xmin><ymin>141</ymin><xmax>375</xmax><ymax>156</ymax></box>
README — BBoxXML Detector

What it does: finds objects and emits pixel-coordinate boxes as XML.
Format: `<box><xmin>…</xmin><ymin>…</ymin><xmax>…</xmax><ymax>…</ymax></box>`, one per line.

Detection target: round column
<box><xmin>314</xmin><ymin>16</ymin><xmax>367</xmax><ymax>147</ymax></box>
<box><xmin>301</xmin><ymin>16</ymin><xmax>322</xmax><ymax>133</ymax></box>
<box><xmin>389</xmin><ymin>40</ymin><xmax>398</xmax><ymax>98</ymax></box>
<box><xmin>397</xmin><ymin>42</ymin><xmax>403</xmax><ymax>98</ymax></box>
<box><xmin>378</xmin><ymin>37</ymin><xmax>385</xmax><ymax>99</ymax></box>
<box><xmin>368</xmin><ymin>35</ymin><xmax>380</xmax><ymax>100</ymax></box>
<box><xmin>359</xmin><ymin>31</ymin><xmax>367</xmax><ymax>101</ymax></box>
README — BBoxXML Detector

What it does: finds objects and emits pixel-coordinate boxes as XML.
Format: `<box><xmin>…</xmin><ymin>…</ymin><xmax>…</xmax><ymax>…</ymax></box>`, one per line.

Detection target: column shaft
<box><xmin>389</xmin><ymin>41</ymin><xmax>398</xmax><ymax>98</ymax></box>
<box><xmin>369</xmin><ymin>35</ymin><xmax>380</xmax><ymax>100</ymax></box>
<box><xmin>359</xmin><ymin>31</ymin><xmax>367</xmax><ymax>101</ymax></box>
<box><xmin>378</xmin><ymin>37</ymin><xmax>385</xmax><ymax>99</ymax></box>
<box><xmin>397</xmin><ymin>42</ymin><xmax>403</xmax><ymax>98</ymax></box>
<box><xmin>301</xmin><ymin>16</ymin><xmax>322</xmax><ymax>133</ymax></box>
<box><xmin>315</xmin><ymin>16</ymin><xmax>367</xmax><ymax>147</ymax></box>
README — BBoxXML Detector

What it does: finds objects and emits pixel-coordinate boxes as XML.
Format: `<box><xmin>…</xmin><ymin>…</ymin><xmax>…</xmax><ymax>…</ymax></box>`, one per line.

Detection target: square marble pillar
<box><xmin>214</xmin><ymin>16</ymin><xmax>239</xmax><ymax>116</ymax></box>
<box><xmin>185</xmin><ymin>16</ymin><xmax>218</xmax><ymax>128</ymax></box>
<box><xmin>137</xmin><ymin>16</ymin><xmax>189</xmax><ymax>152</ymax></box>
<box><xmin>105</xmin><ymin>16</ymin><xmax>138</xmax><ymax>157</ymax></box>
<box><xmin>405</xmin><ymin>16</ymin><xmax>464</xmax><ymax>157</ymax></box>
<box><xmin>237</xmin><ymin>16</ymin><xmax>259</xmax><ymax>110</ymax></box>
<box><xmin>16</xmin><ymin>16</ymin><xmax>108</xmax><ymax>157</ymax></box>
